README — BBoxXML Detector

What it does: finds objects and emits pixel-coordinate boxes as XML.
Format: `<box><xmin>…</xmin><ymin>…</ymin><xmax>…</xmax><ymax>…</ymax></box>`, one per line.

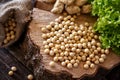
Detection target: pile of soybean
<box><xmin>41</xmin><ymin>13</ymin><xmax>110</xmax><ymax>69</ymax></box>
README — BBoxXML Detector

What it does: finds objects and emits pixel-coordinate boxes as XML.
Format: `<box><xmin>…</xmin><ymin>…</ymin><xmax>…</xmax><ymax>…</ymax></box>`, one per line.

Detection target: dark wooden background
<box><xmin>0</xmin><ymin>0</ymin><xmax>120</xmax><ymax>80</ymax></box>
<box><xmin>0</xmin><ymin>31</ymin><xmax>120</xmax><ymax>80</ymax></box>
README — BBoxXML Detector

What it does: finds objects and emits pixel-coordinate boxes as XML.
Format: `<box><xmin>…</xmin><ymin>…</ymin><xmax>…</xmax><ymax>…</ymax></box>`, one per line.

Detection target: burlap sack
<box><xmin>0</xmin><ymin>0</ymin><xmax>33</xmax><ymax>47</ymax></box>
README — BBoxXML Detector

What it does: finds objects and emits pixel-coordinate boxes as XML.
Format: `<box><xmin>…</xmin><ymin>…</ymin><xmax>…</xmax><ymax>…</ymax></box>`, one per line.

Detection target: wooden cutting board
<box><xmin>28</xmin><ymin>0</ymin><xmax>120</xmax><ymax>79</ymax></box>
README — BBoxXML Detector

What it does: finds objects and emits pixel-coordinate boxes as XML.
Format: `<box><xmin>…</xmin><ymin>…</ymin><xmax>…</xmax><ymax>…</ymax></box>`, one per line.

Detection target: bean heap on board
<box><xmin>41</xmin><ymin>13</ymin><xmax>109</xmax><ymax>69</ymax></box>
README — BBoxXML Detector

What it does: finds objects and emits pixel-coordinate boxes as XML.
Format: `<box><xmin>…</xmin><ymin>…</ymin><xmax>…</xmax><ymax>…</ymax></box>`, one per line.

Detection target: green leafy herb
<box><xmin>91</xmin><ymin>0</ymin><xmax>120</xmax><ymax>55</ymax></box>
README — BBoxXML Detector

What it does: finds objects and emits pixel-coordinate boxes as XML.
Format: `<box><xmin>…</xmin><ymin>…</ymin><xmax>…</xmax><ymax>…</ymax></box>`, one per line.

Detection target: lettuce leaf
<box><xmin>91</xmin><ymin>0</ymin><xmax>120</xmax><ymax>55</ymax></box>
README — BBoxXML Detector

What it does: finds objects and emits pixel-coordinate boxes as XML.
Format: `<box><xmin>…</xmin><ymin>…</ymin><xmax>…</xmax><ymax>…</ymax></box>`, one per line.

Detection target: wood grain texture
<box><xmin>36</xmin><ymin>0</ymin><xmax>54</xmax><ymax>11</ymax></box>
<box><xmin>28</xmin><ymin>8</ymin><xmax>120</xmax><ymax>79</ymax></box>
<box><xmin>0</xmin><ymin>48</ymin><xmax>34</xmax><ymax>80</ymax></box>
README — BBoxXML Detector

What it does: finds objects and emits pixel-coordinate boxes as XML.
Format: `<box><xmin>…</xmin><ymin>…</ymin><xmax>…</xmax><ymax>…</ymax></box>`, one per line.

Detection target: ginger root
<box><xmin>81</xmin><ymin>4</ymin><xmax>92</xmax><ymax>13</ymax></box>
<box><xmin>75</xmin><ymin>0</ymin><xmax>87</xmax><ymax>6</ymax></box>
<box><xmin>60</xmin><ymin>0</ymin><xmax>75</xmax><ymax>5</ymax></box>
<box><xmin>50</xmin><ymin>0</ymin><xmax>91</xmax><ymax>15</ymax></box>
<box><xmin>65</xmin><ymin>4</ymin><xmax>80</xmax><ymax>14</ymax></box>
<box><xmin>51</xmin><ymin>0</ymin><xmax>64</xmax><ymax>14</ymax></box>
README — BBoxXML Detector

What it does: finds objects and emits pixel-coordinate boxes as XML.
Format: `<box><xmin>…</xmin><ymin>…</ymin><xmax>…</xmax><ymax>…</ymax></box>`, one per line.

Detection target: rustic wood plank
<box><xmin>28</xmin><ymin>7</ymin><xmax>120</xmax><ymax>79</ymax></box>
<box><xmin>0</xmin><ymin>48</ymin><xmax>34</xmax><ymax>80</ymax></box>
<box><xmin>29</xmin><ymin>8</ymin><xmax>96</xmax><ymax>79</ymax></box>
<box><xmin>36</xmin><ymin>0</ymin><xmax>54</xmax><ymax>11</ymax></box>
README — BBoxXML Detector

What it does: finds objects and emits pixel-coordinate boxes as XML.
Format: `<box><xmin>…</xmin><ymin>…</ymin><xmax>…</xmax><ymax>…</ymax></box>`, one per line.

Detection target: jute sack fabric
<box><xmin>0</xmin><ymin>0</ymin><xmax>33</xmax><ymax>47</ymax></box>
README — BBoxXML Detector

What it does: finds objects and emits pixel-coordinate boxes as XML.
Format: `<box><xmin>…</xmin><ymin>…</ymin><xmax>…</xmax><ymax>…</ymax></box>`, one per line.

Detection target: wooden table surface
<box><xmin>29</xmin><ymin>7</ymin><xmax>120</xmax><ymax>79</ymax></box>
<box><xmin>29</xmin><ymin>0</ymin><xmax>120</xmax><ymax>79</ymax></box>
<box><xmin>0</xmin><ymin>0</ymin><xmax>120</xmax><ymax>80</ymax></box>
<box><xmin>0</xmin><ymin>48</ymin><xmax>33</xmax><ymax>80</ymax></box>
<box><xmin>0</xmin><ymin>35</ymin><xmax>120</xmax><ymax>80</ymax></box>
